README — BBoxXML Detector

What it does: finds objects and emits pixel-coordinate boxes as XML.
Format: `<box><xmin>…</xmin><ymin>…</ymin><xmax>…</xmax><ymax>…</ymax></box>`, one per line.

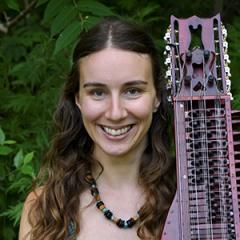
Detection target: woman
<box><xmin>19</xmin><ymin>17</ymin><xmax>175</xmax><ymax>240</ymax></box>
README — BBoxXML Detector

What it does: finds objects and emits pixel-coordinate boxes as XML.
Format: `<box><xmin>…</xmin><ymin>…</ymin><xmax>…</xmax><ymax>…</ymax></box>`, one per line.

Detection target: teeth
<box><xmin>103</xmin><ymin>126</ymin><xmax>131</xmax><ymax>136</ymax></box>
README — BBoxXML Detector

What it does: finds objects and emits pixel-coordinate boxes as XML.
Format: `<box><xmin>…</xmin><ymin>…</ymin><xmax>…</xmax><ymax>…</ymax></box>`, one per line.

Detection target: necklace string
<box><xmin>85</xmin><ymin>173</ymin><xmax>141</xmax><ymax>229</ymax></box>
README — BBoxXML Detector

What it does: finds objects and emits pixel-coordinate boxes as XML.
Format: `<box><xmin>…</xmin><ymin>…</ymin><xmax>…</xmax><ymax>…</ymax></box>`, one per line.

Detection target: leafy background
<box><xmin>0</xmin><ymin>0</ymin><xmax>239</xmax><ymax>239</ymax></box>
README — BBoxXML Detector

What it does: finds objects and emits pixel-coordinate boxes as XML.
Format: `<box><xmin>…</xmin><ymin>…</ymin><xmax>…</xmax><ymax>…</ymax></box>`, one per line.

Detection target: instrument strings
<box><xmin>202</xmin><ymin>53</ymin><xmax>214</xmax><ymax>239</ymax></box>
<box><xmin>173</xmin><ymin>33</ymin><xmax>185</xmax><ymax>240</ymax></box>
<box><xmin>165</xmin><ymin>15</ymin><xmax>239</xmax><ymax>240</ymax></box>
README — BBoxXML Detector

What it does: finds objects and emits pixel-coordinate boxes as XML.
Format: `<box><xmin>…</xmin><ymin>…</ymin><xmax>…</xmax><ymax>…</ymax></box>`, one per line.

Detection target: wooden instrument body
<box><xmin>162</xmin><ymin>14</ymin><xmax>240</xmax><ymax>239</ymax></box>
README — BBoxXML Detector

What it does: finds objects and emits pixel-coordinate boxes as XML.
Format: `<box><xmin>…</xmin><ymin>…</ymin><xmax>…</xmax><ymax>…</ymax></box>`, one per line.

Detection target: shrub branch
<box><xmin>0</xmin><ymin>0</ymin><xmax>37</xmax><ymax>34</ymax></box>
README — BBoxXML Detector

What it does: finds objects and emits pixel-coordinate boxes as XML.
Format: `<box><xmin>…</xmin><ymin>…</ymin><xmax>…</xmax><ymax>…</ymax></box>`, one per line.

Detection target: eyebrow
<box><xmin>83</xmin><ymin>82</ymin><xmax>105</xmax><ymax>88</ymax></box>
<box><xmin>83</xmin><ymin>80</ymin><xmax>148</xmax><ymax>88</ymax></box>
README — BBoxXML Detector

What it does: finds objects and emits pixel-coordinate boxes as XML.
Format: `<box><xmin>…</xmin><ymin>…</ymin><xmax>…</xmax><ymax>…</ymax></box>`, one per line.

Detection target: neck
<box><xmin>92</xmin><ymin>148</ymin><xmax>146</xmax><ymax>190</ymax></box>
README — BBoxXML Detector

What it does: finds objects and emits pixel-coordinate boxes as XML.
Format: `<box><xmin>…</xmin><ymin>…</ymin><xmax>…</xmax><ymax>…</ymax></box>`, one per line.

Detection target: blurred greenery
<box><xmin>0</xmin><ymin>0</ymin><xmax>239</xmax><ymax>239</ymax></box>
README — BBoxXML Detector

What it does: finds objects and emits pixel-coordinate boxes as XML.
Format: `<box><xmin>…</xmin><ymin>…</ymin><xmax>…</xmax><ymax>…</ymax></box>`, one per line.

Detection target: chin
<box><xmin>97</xmin><ymin>144</ymin><xmax>133</xmax><ymax>158</ymax></box>
<box><xmin>103</xmin><ymin>149</ymin><xmax>130</xmax><ymax>157</ymax></box>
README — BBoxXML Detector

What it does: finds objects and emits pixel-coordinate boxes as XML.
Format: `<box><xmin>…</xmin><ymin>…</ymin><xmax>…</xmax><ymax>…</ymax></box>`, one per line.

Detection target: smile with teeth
<box><xmin>101</xmin><ymin>125</ymin><xmax>132</xmax><ymax>136</ymax></box>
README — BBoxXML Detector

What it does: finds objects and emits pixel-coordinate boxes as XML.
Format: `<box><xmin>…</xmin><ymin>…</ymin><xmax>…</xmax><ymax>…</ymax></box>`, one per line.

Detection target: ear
<box><xmin>153</xmin><ymin>98</ymin><xmax>160</xmax><ymax>112</ymax></box>
<box><xmin>75</xmin><ymin>93</ymin><xmax>81</xmax><ymax>110</ymax></box>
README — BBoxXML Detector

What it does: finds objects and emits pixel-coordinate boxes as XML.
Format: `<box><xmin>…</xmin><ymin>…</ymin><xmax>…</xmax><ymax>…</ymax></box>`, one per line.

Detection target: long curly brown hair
<box><xmin>28</xmin><ymin>17</ymin><xmax>176</xmax><ymax>240</ymax></box>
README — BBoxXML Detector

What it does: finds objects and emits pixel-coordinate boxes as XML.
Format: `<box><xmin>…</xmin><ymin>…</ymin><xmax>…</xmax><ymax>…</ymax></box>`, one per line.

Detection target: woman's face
<box><xmin>75</xmin><ymin>48</ymin><xmax>159</xmax><ymax>159</ymax></box>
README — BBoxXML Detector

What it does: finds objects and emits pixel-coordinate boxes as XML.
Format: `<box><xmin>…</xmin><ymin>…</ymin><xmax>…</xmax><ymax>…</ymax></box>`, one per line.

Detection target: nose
<box><xmin>105</xmin><ymin>94</ymin><xmax>127</xmax><ymax>121</ymax></box>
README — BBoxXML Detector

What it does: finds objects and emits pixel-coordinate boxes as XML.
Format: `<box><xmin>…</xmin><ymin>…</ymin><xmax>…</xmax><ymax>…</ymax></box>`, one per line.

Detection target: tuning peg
<box><xmin>223</xmin><ymin>41</ymin><xmax>228</xmax><ymax>51</ymax></box>
<box><xmin>164</xmin><ymin>45</ymin><xmax>172</xmax><ymax>56</ymax></box>
<box><xmin>228</xmin><ymin>92</ymin><xmax>233</xmax><ymax>100</ymax></box>
<box><xmin>226</xmin><ymin>79</ymin><xmax>231</xmax><ymax>91</ymax></box>
<box><xmin>167</xmin><ymin>95</ymin><xmax>172</xmax><ymax>102</ymax></box>
<box><xmin>225</xmin><ymin>66</ymin><xmax>230</xmax><ymax>71</ymax></box>
<box><xmin>165</xmin><ymin>45</ymin><xmax>171</xmax><ymax>52</ymax></box>
<box><xmin>164</xmin><ymin>31</ymin><xmax>171</xmax><ymax>42</ymax></box>
<box><xmin>165</xmin><ymin>69</ymin><xmax>171</xmax><ymax>79</ymax></box>
<box><xmin>225</xmin><ymin>66</ymin><xmax>231</xmax><ymax>77</ymax></box>
<box><xmin>226</xmin><ymin>79</ymin><xmax>233</xmax><ymax>99</ymax></box>
<box><xmin>224</xmin><ymin>54</ymin><xmax>231</xmax><ymax>64</ymax></box>
<box><xmin>166</xmin><ymin>81</ymin><xmax>173</xmax><ymax>102</ymax></box>
<box><xmin>166</xmin><ymin>82</ymin><xmax>172</xmax><ymax>90</ymax></box>
<box><xmin>222</xmin><ymin>26</ymin><xmax>227</xmax><ymax>39</ymax></box>
<box><xmin>164</xmin><ymin>57</ymin><xmax>171</xmax><ymax>66</ymax></box>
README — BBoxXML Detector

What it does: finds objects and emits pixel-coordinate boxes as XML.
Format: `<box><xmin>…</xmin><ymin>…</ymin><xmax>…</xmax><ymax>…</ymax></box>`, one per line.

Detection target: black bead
<box><xmin>104</xmin><ymin>210</ymin><xmax>113</xmax><ymax>220</ymax></box>
<box><xmin>126</xmin><ymin>218</ymin><xmax>135</xmax><ymax>228</ymax></box>
<box><xmin>91</xmin><ymin>188</ymin><xmax>99</xmax><ymax>196</ymax></box>
<box><xmin>116</xmin><ymin>219</ymin><xmax>125</xmax><ymax>228</ymax></box>
<box><xmin>85</xmin><ymin>173</ymin><xmax>141</xmax><ymax>230</ymax></box>
<box><xmin>96</xmin><ymin>201</ymin><xmax>104</xmax><ymax>209</ymax></box>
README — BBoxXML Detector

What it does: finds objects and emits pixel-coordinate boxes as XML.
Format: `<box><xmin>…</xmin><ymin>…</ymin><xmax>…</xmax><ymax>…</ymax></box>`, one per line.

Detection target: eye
<box><xmin>124</xmin><ymin>88</ymin><xmax>142</xmax><ymax>98</ymax></box>
<box><xmin>89</xmin><ymin>89</ymin><xmax>106</xmax><ymax>99</ymax></box>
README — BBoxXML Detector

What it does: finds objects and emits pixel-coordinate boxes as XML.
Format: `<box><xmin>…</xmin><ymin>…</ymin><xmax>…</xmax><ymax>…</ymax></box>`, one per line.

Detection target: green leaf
<box><xmin>14</xmin><ymin>149</ymin><xmax>24</xmax><ymax>168</ymax></box>
<box><xmin>78</xmin><ymin>0</ymin><xmax>115</xmax><ymax>16</ymax></box>
<box><xmin>0</xmin><ymin>202</ymin><xmax>23</xmax><ymax>226</ymax></box>
<box><xmin>6</xmin><ymin>0</ymin><xmax>20</xmax><ymax>12</ymax></box>
<box><xmin>82</xmin><ymin>16</ymin><xmax>101</xmax><ymax>31</ymax></box>
<box><xmin>43</xmin><ymin>0</ymin><xmax>70</xmax><ymax>23</ymax></box>
<box><xmin>4</xmin><ymin>93</ymin><xmax>36</xmax><ymax>113</ymax></box>
<box><xmin>137</xmin><ymin>4</ymin><xmax>160</xmax><ymax>20</ymax></box>
<box><xmin>3</xmin><ymin>140</ymin><xmax>16</xmax><ymax>145</ymax></box>
<box><xmin>0</xmin><ymin>146</ymin><xmax>13</xmax><ymax>155</ymax></box>
<box><xmin>1</xmin><ymin>225</ymin><xmax>15</xmax><ymax>239</ymax></box>
<box><xmin>50</xmin><ymin>4</ymin><xmax>78</xmax><ymax>37</ymax></box>
<box><xmin>10</xmin><ymin>62</ymin><xmax>25</xmax><ymax>75</ymax></box>
<box><xmin>0</xmin><ymin>127</ymin><xmax>5</xmax><ymax>145</ymax></box>
<box><xmin>7</xmin><ymin>177</ymin><xmax>32</xmax><ymax>193</ymax></box>
<box><xmin>20</xmin><ymin>165</ymin><xmax>34</xmax><ymax>177</ymax></box>
<box><xmin>36</xmin><ymin>0</ymin><xmax>49</xmax><ymax>7</ymax></box>
<box><xmin>23</xmin><ymin>152</ymin><xmax>34</xmax><ymax>165</ymax></box>
<box><xmin>0</xmin><ymin>162</ymin><xmax>6</xmax><ymax>180</ymax></box>
<box><xmin>53</xmin><ymin>21</ymin><xmax>82</xmax><ymax>55</ymax></box>
<box><xmin>117</xmin><ymin>0</ymin><xmax>137</xmax><ymax>10</ymax></box>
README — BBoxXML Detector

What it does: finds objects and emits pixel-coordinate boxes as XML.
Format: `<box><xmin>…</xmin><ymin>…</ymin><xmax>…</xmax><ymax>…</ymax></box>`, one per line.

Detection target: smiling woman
<box><xmin>76</xmin><ymin>48</ymin><xmax>158</xmax><ymax>159</ymax></box>
<box><xmin>19</xmin><ymin>17</ymin><xmax>176</xmax><ymax>240</ymax></box>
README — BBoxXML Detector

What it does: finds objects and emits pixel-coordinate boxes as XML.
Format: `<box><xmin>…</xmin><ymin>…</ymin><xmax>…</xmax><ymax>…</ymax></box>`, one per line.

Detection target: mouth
<box><xmin>100</xmin><ymin>125</ymin><xmax>133</xmax><ymax>137</ymax></box>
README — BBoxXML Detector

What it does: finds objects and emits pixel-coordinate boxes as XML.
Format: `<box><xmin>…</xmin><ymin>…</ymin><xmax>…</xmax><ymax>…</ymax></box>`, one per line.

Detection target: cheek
<box><xmin>128</xmin><ymin>97</ymin><xmax>155</xmax><ymax>120</ymax></box>
<box><xmin>132</xmin><ymin>108</ymin><xmax>153</xmax><ymax>121</ymax></box>
<box><xmin>80</xmin><ymin>99</ymin><xmax>104</xmax><ymax>122</ymax></box>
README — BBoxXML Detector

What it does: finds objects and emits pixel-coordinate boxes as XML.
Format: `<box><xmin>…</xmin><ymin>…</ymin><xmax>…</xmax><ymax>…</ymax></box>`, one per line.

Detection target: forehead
<box><xmin>78</xmin><ymin>48</ymin><xmax>154</xmax><ymax>86</ymax></box>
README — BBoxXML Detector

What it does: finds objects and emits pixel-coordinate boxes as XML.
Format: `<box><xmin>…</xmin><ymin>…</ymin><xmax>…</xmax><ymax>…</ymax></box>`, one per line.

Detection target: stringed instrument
<box><xmin>162</xmin><ymin>14</ymin><xmax>240</xmax><ymax>239</ymax></box>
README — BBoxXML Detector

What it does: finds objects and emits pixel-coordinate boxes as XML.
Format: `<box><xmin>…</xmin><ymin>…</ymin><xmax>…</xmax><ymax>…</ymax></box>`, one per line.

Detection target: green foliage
<box><xmin>0</xmin><ymin>1</ymin><xmax>240</xmax><ymax>240</ymax></box>
<box><xmin>227</xmin><ymin>18</ymin><xmax>240</xmax><ymax>109</ymax></box>
<box><xmin>43</xmin><ymin>0</ymin><xmax>116</xmax><ymax>55</ymax></box>
<box><xmin>0</xmin><ymin>1</ymin><xmax>115</xmax><ymax>239</ymax></box>
<box><xmin>0</xmin><ymin>128</ymin><xmax>36</xmax><ymax>239</ymax></box>
<box><xmin>6</xmin><ymin>0</ymin><xmax>21</xmax><ymax>12</ymax></box>
<box><xmin>53</xmin><ymin>20</ymin><xmax>82</xmax><ymax>55</ymax></box>
<box><xmin>1</xmin><ymin>203</ymin><xmax>23</xmax><ymax>226</ymax></box>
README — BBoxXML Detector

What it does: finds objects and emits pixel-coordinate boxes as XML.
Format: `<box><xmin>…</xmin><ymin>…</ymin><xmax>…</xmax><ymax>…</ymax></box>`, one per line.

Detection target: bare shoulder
<box><xmin>18</xmin><ymin>187</ymin><xmax>43</xmax><ymax>240</ymax></box>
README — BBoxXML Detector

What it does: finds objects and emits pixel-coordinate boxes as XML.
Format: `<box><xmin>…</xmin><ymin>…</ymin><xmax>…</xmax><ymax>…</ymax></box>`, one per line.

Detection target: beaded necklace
<box><xmin>85</xmin><ymin>173</ymin><xmax>141</xmax><ymax>229</ymax></box>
